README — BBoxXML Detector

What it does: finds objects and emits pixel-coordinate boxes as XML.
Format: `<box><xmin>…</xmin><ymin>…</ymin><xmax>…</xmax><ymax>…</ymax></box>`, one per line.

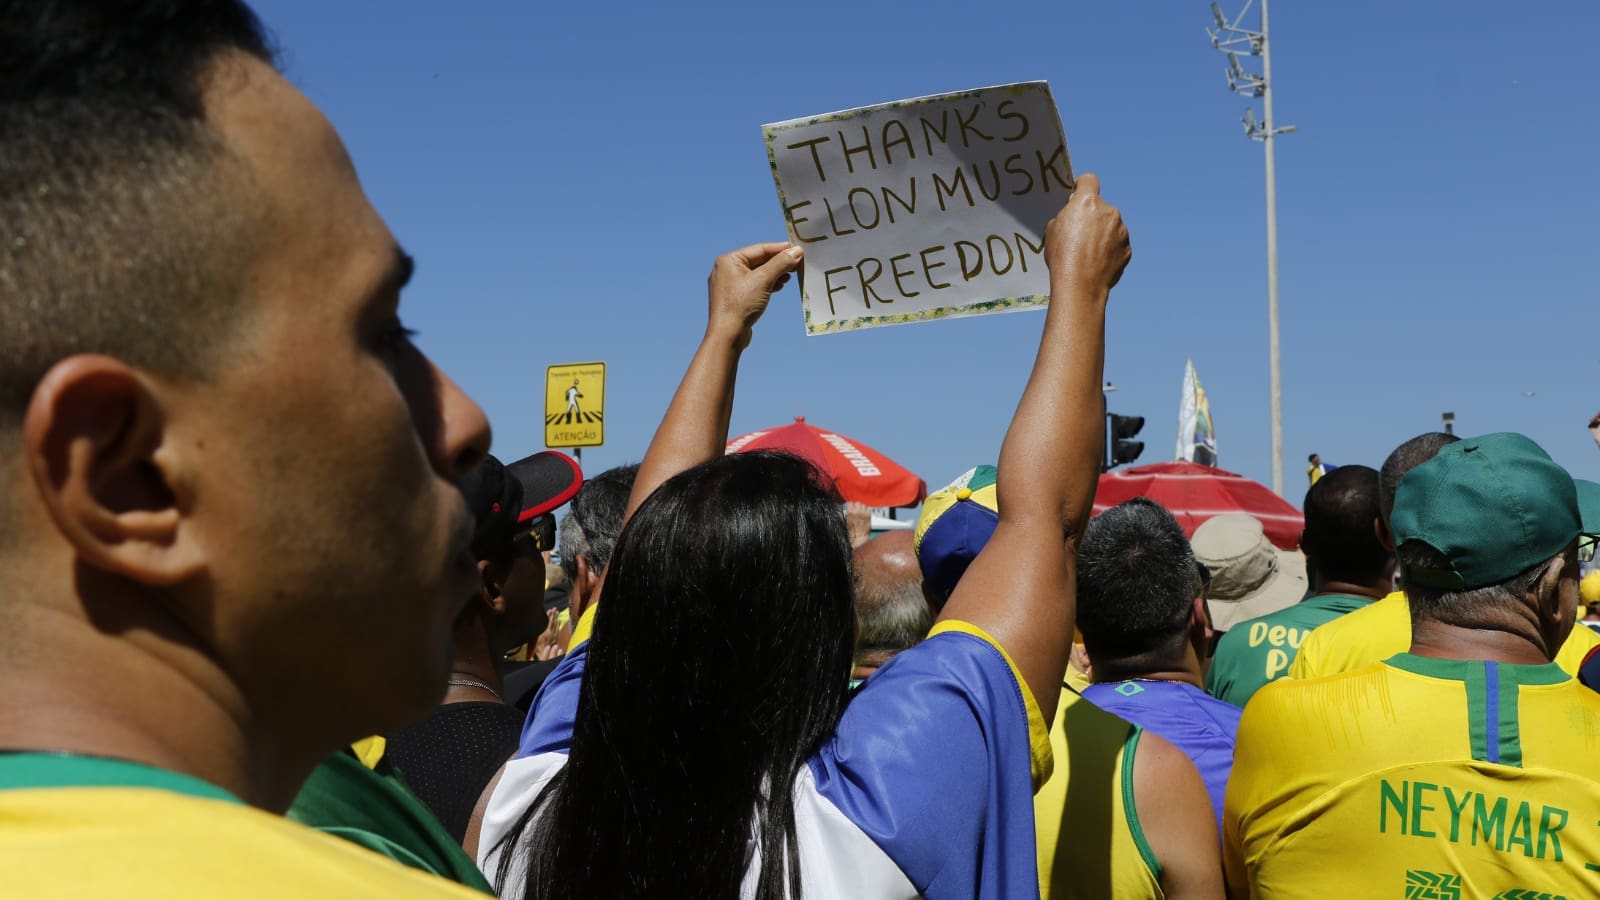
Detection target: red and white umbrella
<box><xmin>1092</xmin><ymin>461</ymin><xmax>1303</xmax><ymax>549</ymax></box>
<box><xmin>725</xmin><ymin>416</ymin><xmax>926</xmax><ymax>508</ymax></box>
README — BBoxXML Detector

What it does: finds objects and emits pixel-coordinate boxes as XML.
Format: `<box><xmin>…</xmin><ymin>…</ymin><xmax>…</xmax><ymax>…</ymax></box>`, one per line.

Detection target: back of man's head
<box><xmin>0</xmin><ymin>0</ymin><xmax>271</xmax><ymax>428</ymax></box>
<box><xmin>1077</xmin><ymin>498</ymin><xmax>1201</xmax><ymax>664</ymax></box>
<box><xmin>558</xmin><ymin>463</ymin><xmax>639</xmax><ymax>583</ymax></box>
<box><xmin>851</xmin><ymin>531</ymin><xmax>931</xmax><ymax>667</ymax></box>
<box><xmin>1379</xmin><ymin>432</ymin><xmax>1460</xmax><ymax>525</ymax></box>
<box><xmin>0</xmin><ymin>0</ymin><xmax>498</xmax><ymax>807</ymax></box>
<box><xmin>1301</xmin><ymin>465</ymin><xmax>1392</xmax><ymax>588</ymax></box>
<box><xmin>0</xmin><ymin>0</ymin><xmax>273</xmax><ymax>550</ymax></box>
<box><xmin>1391</xmin><ymin>433</ymin><xmax>1597</xmax><ymax>641</ymax></box>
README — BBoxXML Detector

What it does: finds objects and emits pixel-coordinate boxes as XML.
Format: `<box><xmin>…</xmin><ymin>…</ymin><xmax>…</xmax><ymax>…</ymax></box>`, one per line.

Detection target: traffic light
<box><xmin>1106</xmin><ymin>413</ymin><xmax>1145</xmax><ymax>470</ymax></box>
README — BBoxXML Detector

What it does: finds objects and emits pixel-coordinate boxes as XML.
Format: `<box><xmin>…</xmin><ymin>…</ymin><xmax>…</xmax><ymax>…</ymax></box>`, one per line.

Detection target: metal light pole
<box><xmin>1209</xmin><ymin>0</ymin><xmax>1295</xmax><ymax>496</ymax></box>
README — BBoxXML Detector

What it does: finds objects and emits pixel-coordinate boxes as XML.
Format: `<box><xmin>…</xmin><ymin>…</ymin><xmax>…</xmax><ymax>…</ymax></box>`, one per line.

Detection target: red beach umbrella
<box><xmin>725</xmin><ymin>416</ymin><xmax>926</xmax><ymax>508</ymax></box>
<box><xmin>1092</xmin><ymin>461</ymin><xmax>1303</xmax><ymax>550</ymax></box>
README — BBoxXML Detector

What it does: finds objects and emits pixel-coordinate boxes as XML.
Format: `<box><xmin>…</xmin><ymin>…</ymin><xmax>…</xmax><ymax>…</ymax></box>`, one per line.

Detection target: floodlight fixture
<box><xmin>1208</xmin><ymin>0</ymin><xmax>1294</xmax><ymax>496</ymax></box>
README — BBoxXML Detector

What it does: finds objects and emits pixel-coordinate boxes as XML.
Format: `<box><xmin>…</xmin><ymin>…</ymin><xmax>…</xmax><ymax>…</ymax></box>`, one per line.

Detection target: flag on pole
<box><xmin>1176</xmin><ymin>358</ymin><xmax>1218</xmax><ymax>466</ymax></box>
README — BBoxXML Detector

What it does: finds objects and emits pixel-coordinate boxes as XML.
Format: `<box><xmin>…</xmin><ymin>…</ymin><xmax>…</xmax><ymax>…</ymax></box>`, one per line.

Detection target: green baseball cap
<box><xmin>1391</xmin><ymin>432</ymin><xmax>1600</xmax><ymax>590</ymax></box>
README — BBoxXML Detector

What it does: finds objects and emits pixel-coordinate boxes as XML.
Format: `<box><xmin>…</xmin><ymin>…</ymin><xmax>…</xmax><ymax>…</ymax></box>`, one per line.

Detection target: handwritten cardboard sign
<box><xmin>763</xmin><ymin>82</ymin><xmax>1072</xmax><ymax>334</ymax></box>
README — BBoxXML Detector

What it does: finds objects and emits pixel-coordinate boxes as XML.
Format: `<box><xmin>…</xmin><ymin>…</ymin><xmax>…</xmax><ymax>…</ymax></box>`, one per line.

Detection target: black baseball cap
<box><xmin>505</xmin><ymin>451</ymin><xmax>583</xmax><ymax>523</ymax></box>
<box><xmin>461</xmin><ymin>455</ymin><xmax>523</xmax><ymax>560</ymax></box>
<box><xmin>462</xmin><ymin>451</ymin><xmax>583</xmax><ymax>560</ymax></box>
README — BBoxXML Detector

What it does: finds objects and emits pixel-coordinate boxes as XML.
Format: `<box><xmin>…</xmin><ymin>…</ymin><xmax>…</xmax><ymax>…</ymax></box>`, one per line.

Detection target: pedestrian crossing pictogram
<box><xmin>544</xmin><ymin>362</ymin><xmax>606</xmax><ymax>449</ymax></box>
<box><xmin>544</xmin><ymin>410</ymin><xmax>605</xmax><ymax>426</ymax></box>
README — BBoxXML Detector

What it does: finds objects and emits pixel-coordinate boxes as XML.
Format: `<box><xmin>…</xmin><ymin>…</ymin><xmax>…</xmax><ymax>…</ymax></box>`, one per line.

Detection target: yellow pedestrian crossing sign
<box><xmin>545</xmin><ymin>362</ymin><xmax>605</xmax><ymax>449</ymax></box>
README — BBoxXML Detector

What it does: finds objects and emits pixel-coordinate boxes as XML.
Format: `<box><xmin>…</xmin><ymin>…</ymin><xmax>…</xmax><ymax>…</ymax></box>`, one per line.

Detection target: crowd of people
<box><xmin>5</xmin><ymin>2</ymin><xmax>1600</xmax><ymax>898</ymax></box>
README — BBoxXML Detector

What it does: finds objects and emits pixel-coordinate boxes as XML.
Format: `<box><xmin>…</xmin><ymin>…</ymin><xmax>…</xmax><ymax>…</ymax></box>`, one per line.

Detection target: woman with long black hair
<box><xmin>474</xmin><ymin>174</ymin><xmax>1131</xmax><ymax>900</ymax></box>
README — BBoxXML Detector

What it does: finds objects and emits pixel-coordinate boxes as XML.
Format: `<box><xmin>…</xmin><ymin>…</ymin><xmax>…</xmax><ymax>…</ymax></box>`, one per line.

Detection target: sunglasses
<box><xmin>512</xmin><ymin>513</ymin><xmax>557</xmax><ymax>558</ymax></box>
<box><xmin>1581</xmin><ymin>536</ymin><xmax>1597</xmax><ymax>564</ymax></box>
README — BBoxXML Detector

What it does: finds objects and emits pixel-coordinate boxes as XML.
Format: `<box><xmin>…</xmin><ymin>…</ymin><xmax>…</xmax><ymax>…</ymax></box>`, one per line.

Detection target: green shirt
<box><xmin>1206</xmin><ymin>593</ymin><xmax>1375</xmax><ymax>708</ymax></box>
<box><xmin>288</xmin><ymin>743</ymin><xmax>494</xmax><ymax>894</ymax></box>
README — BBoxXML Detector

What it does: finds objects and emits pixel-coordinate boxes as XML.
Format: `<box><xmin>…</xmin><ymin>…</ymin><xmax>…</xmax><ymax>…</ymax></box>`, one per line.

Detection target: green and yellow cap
<box><xmin>914</xmin><ymin>466</ymin><xmax>999</xmax><ymax>604</ymax></box>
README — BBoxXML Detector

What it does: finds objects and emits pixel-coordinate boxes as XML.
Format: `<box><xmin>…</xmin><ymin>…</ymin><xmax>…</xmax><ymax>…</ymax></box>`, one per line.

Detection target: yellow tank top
<box><xmin>1035</xmin><ymin>688</ymin><xmax>1164</xmax><ymax>900</ymax></box>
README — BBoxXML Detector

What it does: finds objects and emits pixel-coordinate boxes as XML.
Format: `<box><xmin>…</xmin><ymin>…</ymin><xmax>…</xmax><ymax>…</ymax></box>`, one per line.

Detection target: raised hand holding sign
<box><xmin>763</xmin><ymin>82</ymin><xmax>1073</xmax><ymax>334</ymax></box>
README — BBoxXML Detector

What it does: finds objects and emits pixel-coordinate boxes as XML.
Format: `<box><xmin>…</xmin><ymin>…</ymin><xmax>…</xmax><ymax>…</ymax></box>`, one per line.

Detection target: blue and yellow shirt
<box><xmin>1084</xmin><ymin>679</ymin><xmax>1239</xmax><ymax>843</ymax></box>
<box><xmin>482</xmin><ymin>609</ymin><xmax>1050</xmax><ymax>899</ymax></box>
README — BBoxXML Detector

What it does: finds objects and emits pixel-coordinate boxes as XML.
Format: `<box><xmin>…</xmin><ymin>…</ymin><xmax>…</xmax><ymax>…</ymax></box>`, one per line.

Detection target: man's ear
<box><xmin>1533</xmin><ymin>551</ymin><xmax>1576</xmax><ymax>655</ymax></box>
<box><xmin>22</xmin><ymin>355</ymin><xmax>203</xmax><ymax>586</ymax></box>
<box><xmin>1374</xmin><ymin>516</ymin><xmax>1395</xmax><ymax>553</ymax></box>
<box><xmin>478</xmin><ymin>557</ymin><xmax>507</xmax><ymax>615</ymax></box>
<box><xmin>1189</xmin><ymin>594</ymin><xmax>1214</xmax><ymax>657</ymax></box>
<box><xmin>571</xmin><ymin>554</ymin><xmax>596</xmax><ymax>619</ymax></box>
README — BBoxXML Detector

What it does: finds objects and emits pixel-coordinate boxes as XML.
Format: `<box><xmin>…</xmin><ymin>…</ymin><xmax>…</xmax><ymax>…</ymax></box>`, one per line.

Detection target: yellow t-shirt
<box><xmin>1290</xmin><ymin>591</ymin><xmax>1600</xmax><ymax>679</ymax></box>
<box><xmin>1035</xmin><ymin>688</ymin><xmax>1164</xmax><ymax>900</ymax></box>
<box><xmin>0</xmin><ymin>753</ymin><xmax>484</xmax><ymax>899</ymax></box>
<box><xmin>1226</xmin><ymin>655</ymin><xmax>1600</xmax><ymax>899</ymax></box>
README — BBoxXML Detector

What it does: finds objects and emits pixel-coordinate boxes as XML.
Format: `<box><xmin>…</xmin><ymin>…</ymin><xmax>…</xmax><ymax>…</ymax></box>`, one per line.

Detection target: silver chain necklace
<box><xmin>446</xmin><ymin>675</ymin><xmax>504</xmax><ymax>702</ymax></box>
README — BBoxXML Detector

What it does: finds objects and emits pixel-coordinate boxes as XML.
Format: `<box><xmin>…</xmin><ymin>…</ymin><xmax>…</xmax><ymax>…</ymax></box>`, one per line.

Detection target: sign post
<box><xmin>544</xmin><ymin>362</ymin><xmax>606</xmax><ymax>458</ymax></box>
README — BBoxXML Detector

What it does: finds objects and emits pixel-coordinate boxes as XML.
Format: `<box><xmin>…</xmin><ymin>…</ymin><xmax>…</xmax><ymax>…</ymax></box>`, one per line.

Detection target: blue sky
<box><xmin>257</xmin><ymin>0</ymin><xmax>1600</xmax><ymax>507</ymax></box>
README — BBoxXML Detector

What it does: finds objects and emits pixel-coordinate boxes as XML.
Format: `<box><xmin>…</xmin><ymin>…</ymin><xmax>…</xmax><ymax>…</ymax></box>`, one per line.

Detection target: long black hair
<box><xmin>496</xmin><ymin>451</ymin><xmax>857</xmax><ymax>899</ymax></box>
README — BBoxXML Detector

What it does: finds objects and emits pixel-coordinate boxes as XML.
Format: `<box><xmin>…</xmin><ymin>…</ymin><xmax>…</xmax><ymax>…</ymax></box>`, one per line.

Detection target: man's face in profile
<box><xmin>494</xmin><ymin>518</ymin><xmax>551</xmax><ymax>643</ymax></box>
<box><xmin>168</xmin><ymin>53</ymin><xmax>489</xmax><ymax>740</ymax></box>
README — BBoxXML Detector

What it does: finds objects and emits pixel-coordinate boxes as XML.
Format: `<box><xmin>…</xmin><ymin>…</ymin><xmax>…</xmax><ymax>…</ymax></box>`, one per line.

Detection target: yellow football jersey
<box><xmin>0</xmin><ymin>753</ymin><xmax>484</xmax><ymax>899</ymax></box>
<box><xmin>1226</xmin><ymin>654</ymin><xmax>1600</xmax><ymax>899</ymax></box>
<box><xmin>1035</xmin><ymin>688</ymin><xmax>1164</xmax><ymax>900</ymax></box>
<box><xmin>1290</xmin><ymin>591</ymin><xmax>1600</xmax><ymax>679</ymax></box>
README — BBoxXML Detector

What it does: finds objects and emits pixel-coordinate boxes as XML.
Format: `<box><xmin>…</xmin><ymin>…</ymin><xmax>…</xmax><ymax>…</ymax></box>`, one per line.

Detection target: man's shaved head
<box><xmin>852</xmin><ymin>531</ymin><xmax>931</xmax><ymax>663</ymax></box>
<box><xmin>1301</xmin><ymin>465</ymin><xmax>1391</xmax><ymax>586</ymax></box>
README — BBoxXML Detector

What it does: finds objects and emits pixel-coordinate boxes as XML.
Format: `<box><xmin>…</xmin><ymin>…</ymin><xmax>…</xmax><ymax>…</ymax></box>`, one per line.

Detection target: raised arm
<box><xmin>622</xmin><ymin>243</ymin><xmax>803</xmax><ymax>524</ymax></box>
<box><xmin>936</xmin><ymin>173</ymin><xmax>1130</xmax><ymax>724</ymax></box>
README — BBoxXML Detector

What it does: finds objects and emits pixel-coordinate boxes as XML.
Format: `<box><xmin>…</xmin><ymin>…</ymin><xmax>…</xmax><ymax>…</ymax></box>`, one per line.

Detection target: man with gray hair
<box><xmin>1227</xmin><ymin>433</ymin><xmax>1600</xmax><ymax>897</ymax></box>
<box><xmin>556</xmin><ymin>463</ymin><xmax>639</xmax><ymax>623</ymax></box>
<box><xmin>850</xmin><ymin>530</ymin><xmax>932</xmax><ymax>683</ymax></box>
<box><xmin>1292</xmin><ymin>432</ymin><xmax>1600</xmax><ymax>679</ymax></box>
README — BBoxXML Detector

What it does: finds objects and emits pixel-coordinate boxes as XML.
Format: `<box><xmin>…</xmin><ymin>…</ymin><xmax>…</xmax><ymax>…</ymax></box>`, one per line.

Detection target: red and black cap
<box><xmin>460</xmin><ymin>455</ymin><xmax>523</xmax><ymax>560</ymax></box>
<box><xmin>505</xmin><ymin>451</ymin><xmax>583</xmax><ymax>522</ymax></box>
<box><xmin>461</xmin><ymin>451</ymin><xmax>582</xmax><ymax>560</ymax></box>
